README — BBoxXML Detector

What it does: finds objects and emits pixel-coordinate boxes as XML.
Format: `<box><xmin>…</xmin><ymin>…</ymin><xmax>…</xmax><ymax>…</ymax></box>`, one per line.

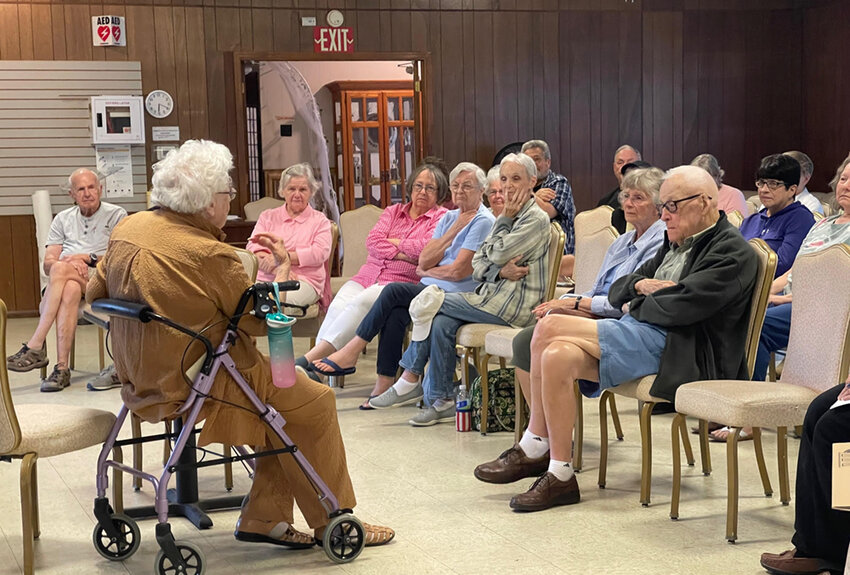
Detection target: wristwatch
<box><xmin>573</xmin><ymin>295</ymin><xmax>583</xmax><ymax>310</ymax></box>
<box><xmin>88</xmin><ymin>253</ymin><xmax>99</xmax><ymax>268</ymax></box>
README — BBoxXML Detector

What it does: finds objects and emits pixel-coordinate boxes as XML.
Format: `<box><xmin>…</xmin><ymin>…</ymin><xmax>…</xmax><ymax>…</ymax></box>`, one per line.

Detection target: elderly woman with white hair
<box><xmin>86</xmin><ymin>140</ymin><xmax>394</xmax><ymax>548</ymax></box>
<box><xmin>310</xmin><ymin>162</ymin><xmax>496</xmax><ymax>409</ymax></box>
<box><xmin>246</xmin><ymin>163</ymin><xmax>332</xmax><ymax>310</ymax></box>
<box><xmin>485</xmin><ymin>165</ymin><xmax>506</xmax><ymax>218</ymax></box>
<box><xmin>369</xmin><ymin>153</ymin><xmax>551</xmax><ymax>426</ymax></box>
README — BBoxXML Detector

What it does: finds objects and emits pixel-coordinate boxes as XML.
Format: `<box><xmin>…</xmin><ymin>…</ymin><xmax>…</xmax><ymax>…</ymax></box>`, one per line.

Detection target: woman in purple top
<box><xmin>738</xmin><ymin>154</ymin><xmax>815</xmax><ymax>277</ymax></box>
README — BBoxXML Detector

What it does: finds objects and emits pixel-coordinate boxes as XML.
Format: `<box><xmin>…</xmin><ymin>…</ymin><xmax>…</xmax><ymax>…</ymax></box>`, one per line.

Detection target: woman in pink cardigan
<box><xmin>298</xmin><ymin>162</ymin><xmax>449</xmax><ymax>370</ymax></box>
<box><xmin>246</xmin><ymin>163</ymin><xmax>333</xmax><ymax>311</ymax></box>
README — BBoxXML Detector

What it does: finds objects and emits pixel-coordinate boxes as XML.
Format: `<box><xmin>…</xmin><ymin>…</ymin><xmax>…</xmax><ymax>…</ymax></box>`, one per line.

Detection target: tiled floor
<box><xmin>0</xmin><ymin>318</ymin><xmax>801</xmax><ymax>574</ymax></box>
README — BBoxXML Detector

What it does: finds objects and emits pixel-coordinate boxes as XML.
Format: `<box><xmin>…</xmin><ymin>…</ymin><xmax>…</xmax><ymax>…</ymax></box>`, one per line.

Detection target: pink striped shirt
<box><xmin>351</xmin><ymin>202</ymin><xmax>447</xmax><ymax>287</ymax></box>
<box><xmin>246</xmin><ymin>204</ymin><xmax>333</xmax><ymax>308</ymax></box>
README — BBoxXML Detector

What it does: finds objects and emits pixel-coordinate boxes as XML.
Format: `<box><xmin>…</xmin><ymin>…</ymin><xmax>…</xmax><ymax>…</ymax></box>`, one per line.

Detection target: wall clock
<box><xmin>145</xmin><ymin>90</ymin><xmax>174</xmax><ymax>119</ymax></box>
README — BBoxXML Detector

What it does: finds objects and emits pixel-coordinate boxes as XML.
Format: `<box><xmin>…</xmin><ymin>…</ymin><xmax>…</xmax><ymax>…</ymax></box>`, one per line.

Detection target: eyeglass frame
<box><xmin>755</xmin><ymin>179</ymin><xmax>789</xmax><ymax>192</ymax></box>
<box><xmin>449</xmin><ymin>182</ymin><xmax>479</xmax><ymax>193</ymax></box>
<box><xmin>218</xmin><ymin>187</ymin><xmax>237</xmax><ymax>201</ymax></box>
<box><xmin>411</xmin><ymin>182</ymin><xmax>438</xmax><ymax>195</ymax></box>
<box><xmin>617</xmin><ymin>190</ymin><xmax>652</xmax><ymax>205</ymax></box>
<box><xmin>656</xmin><ymin>193</ymin><xmax>706</xmax><ymax>214</ymax></box>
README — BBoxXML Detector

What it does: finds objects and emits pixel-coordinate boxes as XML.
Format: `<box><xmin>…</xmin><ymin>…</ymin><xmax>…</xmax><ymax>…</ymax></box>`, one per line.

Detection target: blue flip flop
<box><xmin>311</xmin><ymin>358</ymin><xmax>356</xmax><ymax>377</ymax></box>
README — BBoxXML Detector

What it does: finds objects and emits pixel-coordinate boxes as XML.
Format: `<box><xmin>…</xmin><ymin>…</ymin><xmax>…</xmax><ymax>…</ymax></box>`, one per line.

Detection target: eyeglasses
<box><xmin>450</xmin><ymin>183</ymin><xmax>477</xmax><ymax>193</ymax></box>
<box><xmin>656</xmin><ymin>193</ymin><xmax>704</xmax><ymax>214</ymax></box>
<box><xmin>755</xmin><ymin>179</ymin><xmax>787</xmax><ymax>192</ymax></box>
<box><xmin>219</xmin><ymin>188</ymin><xmax>237</xmax><ymax>201</ymax></box>
<box><xmin>412</xmin><ymin>182</ymin><xmax>438</xmax><ymax>195</ymax></box>
<box><xmin>618</xmin><ymin>191</ymin><xmax>650</xmax><ymax>204</ymax></box>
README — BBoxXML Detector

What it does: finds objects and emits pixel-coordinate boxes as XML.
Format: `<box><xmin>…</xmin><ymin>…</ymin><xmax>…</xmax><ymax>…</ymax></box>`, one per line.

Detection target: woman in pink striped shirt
<box><xmin>246</xmin><ymin>163</ymin><xmax>333</xmax><ymax>311</ymax></box>
<box><xmin>299</xmin><ymin>162</ymin><xmax>449</xmax><ymax>369</ymax></box>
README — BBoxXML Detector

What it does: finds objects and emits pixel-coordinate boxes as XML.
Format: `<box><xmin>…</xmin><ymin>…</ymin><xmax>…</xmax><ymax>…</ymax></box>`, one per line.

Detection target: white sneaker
<box><xmin>409</xmin><ymin>404</ymin><xmax>455</xmax><ymax>427</ymax></box>
<box><xmin>86</xmin><ymin>365</ymin><xmax>121</xmax><ymax>391</ymax></box>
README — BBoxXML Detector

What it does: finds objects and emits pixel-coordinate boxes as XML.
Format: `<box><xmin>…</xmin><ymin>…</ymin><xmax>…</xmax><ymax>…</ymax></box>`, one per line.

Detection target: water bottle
<box><xmin>266</xmin><ymin>312</ymin><xmax>297</xmax><ymax>388</ymax></box>
<box><xmin>456</xmin><ymin>383</ymin><xmax>471</xmax><ymax>432</ymax></box>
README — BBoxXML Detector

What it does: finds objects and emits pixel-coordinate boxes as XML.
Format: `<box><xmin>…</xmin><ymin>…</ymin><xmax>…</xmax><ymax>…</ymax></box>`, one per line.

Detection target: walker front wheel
<box><xmin>91</xmin><ymin>513</ymin><xmax>141</xmax><ymax>561</ymax></box>
<box><xmin>322</xmin><ymin>514</ymin><xmax>364</xmax><ymax>564</ymax></box>
<box><xmin>154</xmin><ymin>540</ymin><xmax>205</xmax><ymax>574</ymax></box>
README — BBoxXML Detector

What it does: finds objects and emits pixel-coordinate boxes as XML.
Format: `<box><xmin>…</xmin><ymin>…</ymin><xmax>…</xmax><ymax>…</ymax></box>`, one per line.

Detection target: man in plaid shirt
<box><xmin>522</xmin><ymin>140</ymin><xmax>575</xmax><ymax>254</ymax></box>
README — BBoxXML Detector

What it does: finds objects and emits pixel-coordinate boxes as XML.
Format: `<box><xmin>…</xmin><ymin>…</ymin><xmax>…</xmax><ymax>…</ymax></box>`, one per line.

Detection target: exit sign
<box><xmin>313</xmin><ymin>27</ymin><xmax>354</xmax><ymax>53</ymax></box>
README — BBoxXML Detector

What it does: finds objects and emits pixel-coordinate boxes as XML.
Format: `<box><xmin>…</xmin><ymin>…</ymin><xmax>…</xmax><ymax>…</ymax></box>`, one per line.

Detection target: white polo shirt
<box><xmin>46</xmin><ymin>202</ymin><xmax>127</xmax><ymax>259</ymax></box>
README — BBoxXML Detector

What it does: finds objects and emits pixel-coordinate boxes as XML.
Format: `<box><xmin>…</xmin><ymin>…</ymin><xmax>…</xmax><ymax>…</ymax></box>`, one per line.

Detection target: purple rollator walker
<box><xmin>90</xmin><ymin>281</ymin><xmax>365</xmax><ymax>574</ymax></box>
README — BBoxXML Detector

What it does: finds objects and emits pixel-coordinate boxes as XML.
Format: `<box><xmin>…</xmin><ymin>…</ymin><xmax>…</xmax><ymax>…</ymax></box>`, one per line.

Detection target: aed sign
<box><xmin>91</xmin><ymin>16</ymin><xmax>126</xmax><ymax>47</ymax></box>
<box><xmin>313</xmin><ymin>27</ymin><xmax>353</xmax><ymax>53</ymax></box>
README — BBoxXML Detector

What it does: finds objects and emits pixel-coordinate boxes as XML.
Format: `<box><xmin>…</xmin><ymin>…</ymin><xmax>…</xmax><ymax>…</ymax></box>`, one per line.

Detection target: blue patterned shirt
<box><xmin>535</xmin><ymin>170</ymin><xmax>576</xmax><ymax>255</ymax></box>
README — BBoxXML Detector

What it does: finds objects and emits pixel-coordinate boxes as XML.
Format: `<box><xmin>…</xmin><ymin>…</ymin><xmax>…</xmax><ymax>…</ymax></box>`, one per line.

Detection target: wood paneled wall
<box><xmin>0</xmin><ymin>0</ymin><xmax>846</xmax><ymax>312</ymax></box>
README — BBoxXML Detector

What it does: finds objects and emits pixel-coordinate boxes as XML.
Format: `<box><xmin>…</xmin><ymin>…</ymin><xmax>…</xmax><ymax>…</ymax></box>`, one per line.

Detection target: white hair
<box><xmin>500</xmin><ymin>153</ymin><xmax>537</xmax><ymax>181</ymax></box>
<box><xmin>521</xmin><ymin>139</ymin><xmax>551</xmax><ymax>160</ymax></box>
<box><xmin>66</xmin><ymin>168</ymin><xmax>101</xmax><ymax>191</ymax></box>
<box><xmin>614</xmin><ymin>144</ymin><xmax>642</xmax><ymax>161</ymax></box>
<box><xmin>486</xmin><ymin>166</ymin><xmax>501</xmax><ymax>188</ymax></box>
<box><xmin>449</xmin><ymin>162</ymin><xmax>487</xmax><ymax>190</ymax></box>
<box><xmin>150</xmin><ymin>140</ymin><xmax>233</xmax><ymax>214</ymax></box>
<box><xmin>278</xmin><ymin>162</ymin><xmax>320</xmax><ymax>197</ymax></box>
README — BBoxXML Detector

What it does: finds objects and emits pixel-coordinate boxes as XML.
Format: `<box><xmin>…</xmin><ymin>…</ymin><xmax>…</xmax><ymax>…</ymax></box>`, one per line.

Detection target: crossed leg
<box><xmin>27</xmin><ymin>261</ymin><xmax>87</xmax><ymax>369</ymax></box>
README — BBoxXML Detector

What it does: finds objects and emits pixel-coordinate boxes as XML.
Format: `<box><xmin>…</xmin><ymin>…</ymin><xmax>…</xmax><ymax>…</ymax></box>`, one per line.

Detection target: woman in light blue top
<box><xmin>510</xmin><ymin>167</ymin><xmax>667</xmax><ymax>393</ymax></box>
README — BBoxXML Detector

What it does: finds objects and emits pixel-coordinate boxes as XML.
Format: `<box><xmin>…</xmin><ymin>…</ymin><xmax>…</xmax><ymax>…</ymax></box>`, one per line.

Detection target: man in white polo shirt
<box><xmin>6</xmin><ymin>168</ymin><xmax>126</xmax><ymax>392</ymax></box>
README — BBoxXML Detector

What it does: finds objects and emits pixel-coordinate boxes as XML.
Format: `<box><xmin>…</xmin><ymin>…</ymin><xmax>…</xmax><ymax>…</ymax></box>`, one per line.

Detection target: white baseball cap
<box><xmin>409</xmin><ymin>285</ymin><xmax>446</xmax><ymax>342</ymax></box>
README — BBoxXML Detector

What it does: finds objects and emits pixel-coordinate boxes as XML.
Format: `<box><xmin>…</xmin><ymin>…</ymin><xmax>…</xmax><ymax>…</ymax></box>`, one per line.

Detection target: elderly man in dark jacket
<box><xmin>474</xmin><ymin>165</ymin><xmax>759</xmax><ymax>512</ymax></box>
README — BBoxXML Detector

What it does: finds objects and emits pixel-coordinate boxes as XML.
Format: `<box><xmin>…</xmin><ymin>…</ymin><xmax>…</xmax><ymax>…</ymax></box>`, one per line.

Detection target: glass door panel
<box><xmin>388</xmin><ymin>126</ymin><xmax>403</xmax><ymax>204</ymax></box>
<box><xmin>367</xmin><ymin>126</ymin><xmax>382</xmax><ymax>205</ymax></box>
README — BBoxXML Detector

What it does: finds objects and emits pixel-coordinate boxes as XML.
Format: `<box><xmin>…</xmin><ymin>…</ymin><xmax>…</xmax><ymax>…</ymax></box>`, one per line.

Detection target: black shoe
<box><xmin>651</xmin><ymin>402</ymin><xmax>675</xmax><ymax>415</ymax></box>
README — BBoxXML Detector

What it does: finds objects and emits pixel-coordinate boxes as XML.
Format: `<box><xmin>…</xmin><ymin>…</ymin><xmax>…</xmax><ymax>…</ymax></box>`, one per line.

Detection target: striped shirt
<box><xmin>462</xmin><ymin>198</ymin><xmax>551</xmax><ymax>327</ymax></box>
<box><xmin>351</xmin><ymin>202</ymin><xmax>447</xmax><ymax>287</ymax></box>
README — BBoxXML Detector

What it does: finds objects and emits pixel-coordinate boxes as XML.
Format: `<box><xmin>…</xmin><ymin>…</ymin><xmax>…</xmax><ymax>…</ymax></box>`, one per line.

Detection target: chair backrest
<box><xmin>812</xmin><ymin>211</ymin><xmax>825</xmax><ymax>223</ymax></box>
<box><xmin>727</xmin><ymin>210</ymin><xmax>744</xmax><ymax>228</ymax></box>
<box><xmin>243</xmin><ymin>197</ymin><xmax>285</xmax><ymax>221</ymax></box>
<box><xmin>574</xmin><ymin>205</ymin><xmax>614</xmax><ymax>238</ymax></box>
<box><xmin>31</xmin><ymin>189</ymin><xmax>53</xmax><ymax>291</ymax></box>
<box><xmin>744</xmin><ymin>239</ymin><xmax>778</xmax><ymax>377</ymax></box>
<box><xmin>822</xmin><ymin>202</ymin><xmax>832</xmax><ymax>218</ymax></box>
<box><xmin>745</xmin><ymin>195</ymin><xmax>761</xmax><ymax>216</ymax></box>
<box><xmin>0</xmin><ymin>300</ymin><xmax>22</xmax><ymax>455</ymax></box>
<box><xmin>233</xmin><ymin>248</ymin><xmax>258</xmax><ymax>282</ymax></box>
<box><xmin>782</xmin><ymin>244</ymin><xmax>850</xmax><ymax>392</ymax></box>
<box><xmin>572</xmin><ymin>225</ymin><xmax>618</xmax><ymax>295</ymax></box>
<box><xmin>339</xmin><ymin>204</ymin><xmax>383</xmax><ymax>277</ymax></box>
<box><xmin>328</xmin><ymin>221</ymin><xmax>340</xmax><ymax>276</ymax></box>
<box><xmin>545</xmin><ymin>223</ymin><xmax>566</xmax><ymax>301</ymax></box>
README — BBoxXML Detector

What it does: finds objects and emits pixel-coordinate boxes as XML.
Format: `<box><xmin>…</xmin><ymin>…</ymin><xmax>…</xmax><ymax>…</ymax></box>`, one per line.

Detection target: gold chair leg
<box><xmin>499</xmin><ymin>357</ymin><xmax>506</xmax><ymax>370</ymax></box>
<box><xmin>794</xmin><ymin>425</ymin><xmax>803</xmax><ymax>437</ymax></box>
<box><xmin>459</xmin><ymin>347</ymin><xmax>471</xmax><ymax>390</ymax></box>
<box><xmin>30</xmin><ymin>458</ymin><xmax>39</xmax><ymax>539</ymax></box>
<box><xmin>726</xmin><ymin>427</ymin><xmax>741</xmax><ymax>542</ymax></box>
<box><xmin>309</xmin><ymin>337</ymin><xmax>316</xmax><ymax>348</ymax></box>
<box><xmin>680</xmin><ymin>417</ymin><xmax>695</xmax><ymax>466</ymax></box>
<box><xmin>224</xmin><ymin>445</ymin><xmax>234</xmax><ymax>491</ymax></box>
<box><xmin>698</xmin><ymin>419</ymin><xmax>712</xmax><ymax>475</ymax></box>
<box><xmin>670</xmin><ymin>413</ymin><xmax>685</xmax><ymax>520</ymax></box>
<box><xmin>20</xmin><ymin>453</ymin><xmax>37</xmax><ymax>575</ymax></box>
<box><xmin>97</xmin><ymin>326</ymin><xmax>105</xmax><ymax>371</ymax></box>
<box><xmin>513</xmin><ymin>370</ymin><xmax>526</xmax><ymax>443</ymax></box>
<box><xmin>40</xmin><ymin>340</ymin><xmax>47</xmax><ymax>379</ymax></box>
<box><xmin>573</xmin><ymin>381</ymin><xmax>583</xmax><ymax>472</ymax></box>
<box><xmin>639</xmin><ymin>402</ymin><xmax>654</xmax><ymax>506</ymax></box>
<box><xmin>609</xmin><ymin>393</ymin><xmax>624</xmax><ymax>440</ymax></box>
<box><xmin>598</xmin><ymin>390</ymin><xmax>611</xmax><ymax>488</ymax></box>
<box><xmin>69</xmin><ymin>336</ymin><xmax>75</xmax><ymax>371</ymax></box>
<box><xmin>752</xmin><ymin>427</ymin><xmax>773</xmax><ymax>497</ymax></box>
<box><xmin>777</xmin><ymin>426</ymin><xmax>790</xmax><ymax>505</ymax></box>
<box><xmin>478</xmin><ymin>350</ymin><xmax>490</xmax><ymax>435</ymax></box>
<box><xmin>112</xmin><ymin>446</ymin><xmax>124</xmax><ymax>513</ymax></box>
<box><xmin>163</xmin><ymin>420</ymin><xmax>172</xmax><ymax>465</ymax></box>
<box><xmin>130</xmin><ymin>413</ymin><xmax>143</xmax><ymax>491</ymax></box>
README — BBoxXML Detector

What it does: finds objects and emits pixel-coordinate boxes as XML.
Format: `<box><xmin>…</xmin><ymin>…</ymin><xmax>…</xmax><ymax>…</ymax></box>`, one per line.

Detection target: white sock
<box><xmin>392</xmin><ymin>375</ymin><xmax>419</xmax><ymax>395</ymax></box>
<box><xmin>548</xmin><ymin>459</ymin><xmax>575</xmax><ymax>482</ymax></box>
<box><xmin>518</xmin><ymin>430</ymin><xmax>550</xmax><ymax>459</ymax></box>
<box><xmin>432</xmin><ymin>398</ymin><xmax>454</xmax><ymax>411</ymax></box>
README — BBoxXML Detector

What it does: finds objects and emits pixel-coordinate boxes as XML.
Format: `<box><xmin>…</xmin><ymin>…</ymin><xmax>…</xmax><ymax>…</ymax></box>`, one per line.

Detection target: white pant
<box><xmin>316</xmin><ymin>281</ymin><xmax>385</xmax><ymax>350</ymax></box>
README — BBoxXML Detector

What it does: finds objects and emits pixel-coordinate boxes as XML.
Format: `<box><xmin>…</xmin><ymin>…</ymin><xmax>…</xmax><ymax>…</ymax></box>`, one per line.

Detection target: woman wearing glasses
<box><xmin>246</xmin><ymin>163</ymin><xmax>333</xmax><ymax>311</ymax></box>
<box><xmin>297</xmin><ymin>161</ymin><xmax>448</xmax><ymax>373</ymax></box>
<box><xmin>739</xmin><ymin>154</ymin><xmax>815</xmax><ymax>277</ymax></box>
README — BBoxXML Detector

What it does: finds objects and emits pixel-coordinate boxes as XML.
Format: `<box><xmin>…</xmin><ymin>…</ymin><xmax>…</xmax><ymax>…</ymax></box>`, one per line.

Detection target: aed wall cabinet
<box><xmin>90</xmin><ymin>96</ymin><xmax>145</xmax><ymax>145</ymax></box>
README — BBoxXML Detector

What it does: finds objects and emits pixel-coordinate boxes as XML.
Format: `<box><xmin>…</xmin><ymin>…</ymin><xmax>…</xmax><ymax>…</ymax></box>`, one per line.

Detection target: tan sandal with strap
<box><xmin>234</xmin><ymin>519</ymin><xmax>315</xmax><ymax>549</ymax></box>
<box><xmin>363</xmin><ymin>523</ymin><xmax>395</xmax><ymax>547</ymax></box>
<box><xmin>7</xmin><ymin>344</ymin><xmax>48</xmax><ymax>373</ymax></box>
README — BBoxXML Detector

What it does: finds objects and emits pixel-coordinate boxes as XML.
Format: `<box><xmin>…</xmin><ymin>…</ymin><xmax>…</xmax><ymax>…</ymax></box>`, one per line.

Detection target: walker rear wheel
<box><xmin>91</xmin><ymin>513</ymin><xmax>141</xmax><ymax>561</ymax></box>
<box><xmin>322</xmin><ymin>514</ymin><xmax>364</xmax><ymax>564</ymax></box>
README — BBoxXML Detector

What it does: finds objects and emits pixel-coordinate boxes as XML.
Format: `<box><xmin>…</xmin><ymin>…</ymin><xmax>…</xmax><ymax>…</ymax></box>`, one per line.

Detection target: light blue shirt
<box><xmin>560</xmin><ymin>218</ymin><xmax>666</xmax><ymax>317</ymax></box>
<box><xmin>421</xmin><ymin>204</ymin><xmax>495</xmax><ymax>292</ymax></box>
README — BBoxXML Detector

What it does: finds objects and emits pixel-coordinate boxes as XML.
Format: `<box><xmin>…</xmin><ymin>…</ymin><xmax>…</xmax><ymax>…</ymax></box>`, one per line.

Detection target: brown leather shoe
<box><xmin>760</xmin><ymin>549</ymin><xmax>832</xmax><ymax>575</ymax></box>
<box><xmin>509</xmin><ymin>472</ymin><xmax>580</xmax><ymax>512</ymax></box>
<box><xmin>474</xmin><ymin>445</ymin><xmax>549</xmax><ymax>484</ymax></box>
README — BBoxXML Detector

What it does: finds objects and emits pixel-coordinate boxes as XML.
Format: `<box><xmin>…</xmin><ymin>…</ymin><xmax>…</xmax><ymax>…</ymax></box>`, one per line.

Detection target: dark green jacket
<box><xmin>608</xmin><ymin>213</ymin><xmax>758</xmax><ymax>402</ymax></box>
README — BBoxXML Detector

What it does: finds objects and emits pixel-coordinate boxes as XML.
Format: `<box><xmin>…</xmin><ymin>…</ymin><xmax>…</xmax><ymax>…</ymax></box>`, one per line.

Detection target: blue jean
<box><xmin>399</xmin><ymin>293</ymin><xmax>509</xmax><ymax>405</ymax></box>
<box><xmin>355</xmin><ymin>282</ymin><xmax>425</xmax><ymax>377</ymax></box>
<box><xmin>753</xmin><ymin>303</ymin><xmax>792</xmax><ymax>381</ymax></box>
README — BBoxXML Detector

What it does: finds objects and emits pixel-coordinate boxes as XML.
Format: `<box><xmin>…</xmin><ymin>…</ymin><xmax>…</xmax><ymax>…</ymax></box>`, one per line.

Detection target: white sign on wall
<box><xmin>91</xmin><ymin>16</ymin><xmax>126</xmax><ymax>47</ymax></box>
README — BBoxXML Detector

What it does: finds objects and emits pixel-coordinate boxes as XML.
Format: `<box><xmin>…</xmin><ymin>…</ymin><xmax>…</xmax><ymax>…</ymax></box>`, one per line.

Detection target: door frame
<box><xmin>231</xmin><ymin>51</ymin><xmax>432</xmax><ymax>216</ymax></box>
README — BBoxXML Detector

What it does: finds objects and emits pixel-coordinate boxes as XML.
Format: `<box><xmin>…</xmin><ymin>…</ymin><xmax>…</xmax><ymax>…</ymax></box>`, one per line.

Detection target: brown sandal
<box><xmin>7</xmin><ymin>344</ymin><xmax>48</xmax><ymax>373</ymax></box>
<box><xmin>363</xmin><ymin>523</ymin><xmax>395</xmax><ymax>547</ymax></box>
<box><xmin>234</xmin><ymin>519</ymin><xmax>315</xmax><ymax>549</ymax></box>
